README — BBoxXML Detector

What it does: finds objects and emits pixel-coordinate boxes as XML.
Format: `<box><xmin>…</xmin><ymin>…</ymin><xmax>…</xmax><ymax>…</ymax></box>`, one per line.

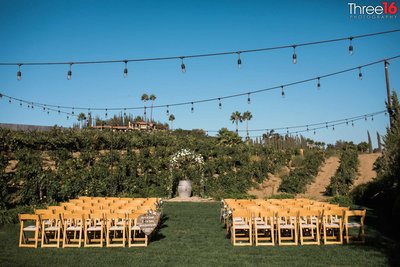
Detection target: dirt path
<box><xmin>299</xmin><ymin>153</ymin><xmax>381</xmax><ymax>200</ymax></box>
<box><xmin>353</xmin><ymin>153</ymin><xmax>380</xmax><ymax>187</ymax></box>
<box><xmin>299</xmin><ymin>156</ymin><xmax>340</xmax><ymax>200</ymax></box>
<box><xmin>247</xmin><ymin>173</ymin><xmax>282</xmax><ymax>199</ymax></box>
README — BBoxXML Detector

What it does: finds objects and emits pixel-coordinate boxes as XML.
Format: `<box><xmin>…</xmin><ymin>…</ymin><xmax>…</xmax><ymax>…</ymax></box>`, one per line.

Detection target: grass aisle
<box><xmin>0</xmin><ymin>202</ymin><xmax>392</xmax><ymax>266</ymax></box>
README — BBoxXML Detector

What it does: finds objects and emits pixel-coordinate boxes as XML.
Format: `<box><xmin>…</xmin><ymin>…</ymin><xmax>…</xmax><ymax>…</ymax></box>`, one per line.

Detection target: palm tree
<box><xmin>77</xmin><ymin>112</ymin><xmax>86</xmax><ymax>129</ymax></box>
<box><xmin>242</xmin><ymin>111</ymin><xmax>253</xmax><ymax>139</ymax></box>
<box><xmin>149</xmin><ymin>94</ymin><xmax>156</xmax><ymax>122</ymax></box>
<box><xmin>168</xmin><ymin>114</ymin><xmax>175</xmax><ymax>130</ymax></box>
<box><xmin>141</xmin><ymin>93</ymin><xmax>149</xmax><ymax>121</ymax></box>
<box><xmin>230</xmin><ymin>111</ymin><xmax>242</xmax><ymax>134</ymax></box>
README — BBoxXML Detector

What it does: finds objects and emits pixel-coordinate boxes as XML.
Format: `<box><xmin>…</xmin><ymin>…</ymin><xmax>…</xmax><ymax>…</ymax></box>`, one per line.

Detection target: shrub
<box><xmin>279</xmin><ymin>149</ymin><xmax>325</xmax><ymax>194</ymax></box>
<box><xmin>326</xmin><ymin>148</ymin><xmax>359</xmax><ymax>196</ymax></box>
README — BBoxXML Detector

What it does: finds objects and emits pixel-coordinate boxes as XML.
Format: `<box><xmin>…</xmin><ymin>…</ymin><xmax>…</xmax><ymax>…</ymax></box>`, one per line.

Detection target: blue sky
<box><xmin>0</xmin><ymin>0</ymin><xmax>399</xmax><ymax>146</ymax></box>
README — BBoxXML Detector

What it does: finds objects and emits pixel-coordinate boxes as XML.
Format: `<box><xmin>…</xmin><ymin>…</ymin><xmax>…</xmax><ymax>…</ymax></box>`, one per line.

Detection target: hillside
<box><xmin>249</xmin><ymin>153</ymin><xmax>381</xmax><ymax>200</ymax></box>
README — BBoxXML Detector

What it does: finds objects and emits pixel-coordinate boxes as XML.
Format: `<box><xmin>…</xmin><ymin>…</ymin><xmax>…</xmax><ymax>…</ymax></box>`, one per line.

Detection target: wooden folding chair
<box><xmin>40</xmin><ymin>213</ymin><xmax>62</xmax><ymax>248</ymax></box>
<box><xmin>19</xmin><ymin>214</ymin><xmax>40</xmax><ymax>248</ymax></box>
<box><xmin>84</xmin><ymin>212</ymin><xmax>104</xmax><ymax>247</ymax></box>
<box><xmin>127</xmin><ymin>212</ymin><xmax>148</xmax><ymax>247</ymax></box>
<box><xmin>298</xmin><ymin>209</ymin><xmax>320</xmax><ymax>245</ymax></box>
<box><xmin>106</xmin><ymin>213</ymin><xmax>126</xmax><ymax>247</ymax></box>
<box><xmin>343</xmin><ymin>209</ymin><xmax>366</xmax><ymax>244</ymax></box>
<box><xmin>277</xmin><ymin>210</ymin><xmax>298</xmax><ymax>246</ymax></box>
<box><xmin>62</xmin><ymin>212</ymin><xmax>84</xmax><ymax>248</ymax></box>
<box><xmin>254</xmin><ymin>210</ymin><xmax>275</xmax><ymax>246</ymax></box>
<box><xmin>231</xmin><ymin>210</ymin><xmax>252</xmax><ymax>246</ymax></box>
<box><xmin>322</xmin><ymin>209</ymin><xmax>343</xmax><ymax>245</ymax></box>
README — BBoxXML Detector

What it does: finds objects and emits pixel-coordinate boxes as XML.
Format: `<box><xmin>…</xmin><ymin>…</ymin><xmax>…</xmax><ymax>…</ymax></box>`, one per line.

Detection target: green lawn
<box><xmin>0</xmin><ymin>202</ymin><xmax>397</xmax><ymax>266</ymax></box>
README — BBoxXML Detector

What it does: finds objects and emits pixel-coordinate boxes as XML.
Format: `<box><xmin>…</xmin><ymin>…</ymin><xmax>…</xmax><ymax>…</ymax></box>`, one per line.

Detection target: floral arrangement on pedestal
<box><xmin>169</xmin><ymin>149</ymin><xmax>205</xmax><ymax>197</ymax></box>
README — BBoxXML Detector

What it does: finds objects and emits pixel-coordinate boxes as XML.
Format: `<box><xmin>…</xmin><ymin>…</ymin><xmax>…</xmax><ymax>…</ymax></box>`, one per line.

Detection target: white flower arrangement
<box><xmin>170</xmin><ymin>149</ymin><xmax>204</xmax><ymax>168</ymax></box>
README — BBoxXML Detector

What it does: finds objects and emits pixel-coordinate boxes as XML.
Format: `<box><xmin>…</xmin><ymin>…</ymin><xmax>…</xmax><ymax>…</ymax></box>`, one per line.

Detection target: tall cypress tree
<box><xmin>367</xmin><ymin>130</ymin><xmax>373</xmax><ymax>153</ymax></box>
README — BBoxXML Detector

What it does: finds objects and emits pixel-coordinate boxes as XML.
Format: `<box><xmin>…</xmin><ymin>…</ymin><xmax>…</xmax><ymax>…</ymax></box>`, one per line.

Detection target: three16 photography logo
<box><xmin>348</xmin><ymin>1</ymin><xmax>397</xmax><ymax>19</ymax></box>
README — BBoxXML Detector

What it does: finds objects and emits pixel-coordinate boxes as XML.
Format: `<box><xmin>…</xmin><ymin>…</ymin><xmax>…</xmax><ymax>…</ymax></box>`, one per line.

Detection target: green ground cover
<box><xmin>0</xmin><ymin>202</ymin><xmax>397</xmax><ymax>266</ymax></box>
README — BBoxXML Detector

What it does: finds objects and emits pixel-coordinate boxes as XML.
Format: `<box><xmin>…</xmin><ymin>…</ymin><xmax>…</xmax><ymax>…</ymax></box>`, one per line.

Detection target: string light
<box><xmin>180</xmin><ymin>57</ymin><xmax>186</xmax><ymax>73</ymax></box>
<box><xmin>191</xmin><ymin>102</ymin><xmax>194</xmax><ymax>113</ymax></box>
<box><xmin>218</xmin><ymin>98</ymin><xmax>222</xmax><ymax>109</ymax></box>
<box><xmin>358</xmin><ymin>67</ymin><xmax>363</xmax><ymax>80</ymax></box>
<box><xmin>326</xmin><ymin>123</ymin><xmax>328</xmax><ymax>129</ymax></box>
<box><xmin>247</xmin><ymin>93</ymin><xmax>251</xmax><ymax>104</ymax></box>
<box><xmin>123</xmin><ymin>60</ymin><xmax>128</xmax><ymax>78</ymax></box>
<box><xmin>17</xmin><ymin>64</ymin><xmax>22</xmax><ymax>81</ymax></box>
<box><xmin>123</xmin><ymin>108</ymin><xmax>127</xmax><ymax>116</ymax></box>
<box><xmin>332</xmin><ymin>125</ymin><xmax>335</xmax><ymax>131</ymax></box>
<box><xmin>365</xmin><ymin>115</ymin><xmax>367</xmax><ymax>121</ymax></box>
<box><xmin>281</xmin><ymin>86</ymin><xmax>285</xmax><ymax>98</ymax></box>
<box><xmin>313</xmin><ymin>130</ymin><xmax>316</xmax><ymax>135</ymax></box>
<box><xmin>20</xmin><ymin>101</ymin><xmax>22</xmax><ymax>107</ymax></box>
<box><xmin>1</xmin><ymin>56</ymin><xmax>398</xmax><ymax>113</ymax></box>
<box><xmin>292</xmin><ymin>45</ymin><xmax>297</xmax><ymax>64</ymax></box>
<box><xmin>349</xmin><ymin>37</ymin><xmax>354</xmax><ymax>55</ymax></box>
<box><xmin>346</xmin><ymin>120</ymin><xmax>348</xmax><ymax>125</ymax></box>
<box><xmin>371</xmin><ymin>115</ymin><xmax>374</xmax><ymax>121</ymax></box>
<box><xmin>237</xmin><ymin>52</ymin><xmax>242</xmax><ymax>68</ymax></box>
<box><xmin>67</xmin><ymin>63</ymin><xmax>72</xmax><ymax>80</ymax></box>
<box><xmin>166</xmin><ymin>105</ymin><xmax>169</xmax><ymax>116</ymax></box>
<box><xmin>0</xmin><ymin>29</ymin><xmax>397</xmax><ymax>73</ymax></box>
<box><xmin>105</xmin><ymin>109</ymin><xmax>108</xmax><ymax>117</ymax></box>
<box><xmin>72</xmin><ymin>108</ymin><xmax>75</xmax><ymax>115</ymax></box>
<box><xmin>317</xmin><ymin>77</ymin><xmax>321</xmax><ymax>89</ymax></box>
<box><xmin>8</xmin><ymin>98</ymin><xmax>11</xmax><ymax>103</ymax></box>
<box><xmin>352</xmin><ymin>121</ymin><xmax>354</xmax><ymax>127</ymax></box>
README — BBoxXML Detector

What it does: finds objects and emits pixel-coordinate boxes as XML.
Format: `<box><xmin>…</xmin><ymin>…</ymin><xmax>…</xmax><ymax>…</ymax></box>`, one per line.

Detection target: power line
<box><xmin>0</xmin><ymin>29</ymin><xmax>398</xmax><ymax>67</ymax></box>
<box><xmin>1</xmin><ymin>55</ymin><xmax>400</xmax><ymax>112</ymax></box>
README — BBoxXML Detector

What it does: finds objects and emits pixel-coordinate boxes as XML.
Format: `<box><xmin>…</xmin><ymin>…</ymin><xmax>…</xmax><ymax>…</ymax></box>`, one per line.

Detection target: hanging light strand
<box><xmin>2</xmin><ymin>29</ymin><xmax>397</xmax><ymax>67</ymax></box>
<box><xmin>1</xmin><ymin>56</ymin><xmax>399</xmax><ymax>112</ymax></box>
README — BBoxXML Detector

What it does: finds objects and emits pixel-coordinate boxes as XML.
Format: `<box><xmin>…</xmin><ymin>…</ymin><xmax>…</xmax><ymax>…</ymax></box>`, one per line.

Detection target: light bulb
<box><xmin>123</xmin><ymin>61</ymin><xmax>128</xmax><ymax>78</ymax></box>
<box><xmin>191</xmin><ymin>102</ymin><xmax>194</xmax><ymax>113</ymax></box>
<box><xmin>166</xmin><ymin>105</ymin><xmax>170</xmax><ymax>116</ymax></box>
<box><xmin>358</xmin><ymin>67</ymin><xmax>363</xmax><ymax>80</ymax></box>
<box><xmin>67</xmin><ymin>63</ymin><xmax>72</xmax><ymax>80</ymax></box>
<box><xmin>17</xmin><ymin>64</ymin><xmax>22</xmax><ymax>81</ymax></box>
<box><xmin>181</xmin><ymin>57</ymin><xmax>186</xmax><ymax>73</ymax></box>
<box><xmin>349</xmin><ymin>37</ymin><xmax>353</xmax><ymax>55</ymax></box>
<box><xmin>247</xmin><ymin>93</ymin><xmax>251</xmax><ymax>104</ymax></box>
<box><xmin>237</xmin><ymin>52</ymin><xmax>242</xmax><ymax>68</ymax></box>
<box><xmin>281</xmin><ymin>86</ymin><xmax>285</xmax><ymax>98</ymax></box>
<box><xmin>218</xmin><ymin>98</ymin><xmax>222</xmax><ymax>109</ymax></box>
<box><xmin>292</xmin><ymin>46</ymin><xmax>297</xmax><ymax>64</ymax></box>
<box><xmin>317</xmin><ymin>78</ymin><xmax>321</xmax><ymax>89</ymax></box>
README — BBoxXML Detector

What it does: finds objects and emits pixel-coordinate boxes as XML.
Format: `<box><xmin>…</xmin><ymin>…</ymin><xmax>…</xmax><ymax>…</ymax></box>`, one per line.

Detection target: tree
<box><xmin>216</xmin><ymin>127</ymin><xmax>242</xmax><ymax>146</ymax></box>
<box><xmin>377</xmin><ymin>132</ymin><xmax>382</xmax><ymax>152</ymax></box>
<box><xmin>357</xmin><ymin>142</ymin><xmax>368</xmax><ymax>153</ymax></box>
<box><xmin>367</xmin><ymin>130</ymin><xmax>373</xmax><ymax>153</ymax></box>
<box><xmin>242</xmin><ymin>111</ymin><xmax>253</xmax><ymax>139</ymax></box>
<box><xmin>149</xmin><ymin>94</ymin><xmax>156</xmax><ymax>122</ymax></box>
<box><xmin>168</xmin><ymin>114</ymin><xmax>175</xmax><ymax>130</ymax></box>
<box><xmin>230</xmin><ymin>111</ymin><xmax>242</xmax><ymax>134</ymax></box>
<box><xmin>141</xmin><ymin>93</ymin><xmax>149</xmax><ymax>121</ymax></box>
<box><xmin>77</xmin><ymin>113</ymin><xmax>86</xmax><ymax>129</ymax></box>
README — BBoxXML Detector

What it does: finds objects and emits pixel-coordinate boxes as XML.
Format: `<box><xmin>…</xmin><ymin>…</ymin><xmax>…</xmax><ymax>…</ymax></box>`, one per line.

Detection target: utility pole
<box><xmin>384</xmin><ymin>60</ymin><xmax>393</xmax><ymax>128</ymax></box>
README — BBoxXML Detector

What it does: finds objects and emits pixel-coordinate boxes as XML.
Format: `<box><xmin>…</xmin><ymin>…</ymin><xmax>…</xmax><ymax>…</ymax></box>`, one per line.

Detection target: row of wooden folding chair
<box><xmin>19</xmin><ymin>211</ymin><xmax>152</xmax><ymax>248</ymax></box>
<box><xmin>223</xmin><ymin>199</ymin><xmax>366</xmax><ymax>246</ymax></box>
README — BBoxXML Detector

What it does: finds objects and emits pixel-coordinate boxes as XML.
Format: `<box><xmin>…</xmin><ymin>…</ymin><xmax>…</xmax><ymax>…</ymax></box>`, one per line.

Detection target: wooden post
<box><xmin>384</xmin><ymin>61</ymin><xmax>393</xmax><ymax>128</ymax></box>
